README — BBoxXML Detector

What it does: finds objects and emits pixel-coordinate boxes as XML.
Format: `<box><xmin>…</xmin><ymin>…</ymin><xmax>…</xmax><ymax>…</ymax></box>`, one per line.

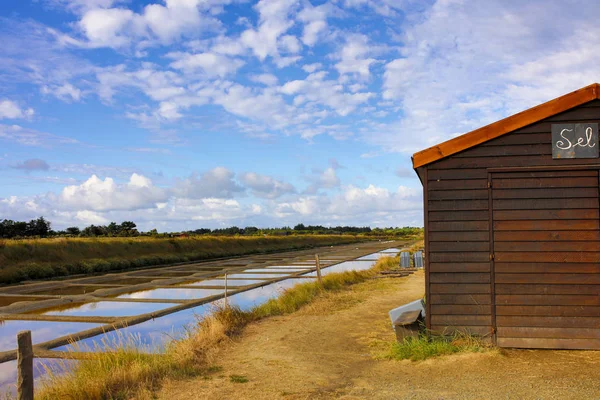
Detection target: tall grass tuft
<box><xmin>37</xmin><ymin>255</ymin><xmax>399</xmax><ymax>400</ymax></box>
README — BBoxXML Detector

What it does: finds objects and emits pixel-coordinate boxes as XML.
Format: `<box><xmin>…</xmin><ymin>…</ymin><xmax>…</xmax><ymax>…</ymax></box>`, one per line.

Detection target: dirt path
<box><xmin>157</xmin><ymin>271</ymin><xmax>600</xmax><ymax>400</ymax></box>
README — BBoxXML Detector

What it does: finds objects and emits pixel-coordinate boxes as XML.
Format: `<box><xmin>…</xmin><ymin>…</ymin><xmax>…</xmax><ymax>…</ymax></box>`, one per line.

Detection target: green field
<box><xmin>0</xmin><ymin>235</ymin><xmax>366</xmax><ymax>285</ymax></box>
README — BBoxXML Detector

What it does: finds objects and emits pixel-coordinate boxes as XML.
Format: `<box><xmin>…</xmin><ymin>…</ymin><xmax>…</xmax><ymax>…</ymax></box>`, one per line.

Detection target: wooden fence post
<box><xmin>224</xmin><ymin>272</ymin><xmax>228</xmax><ymax>308</ymax></box>
<box><xmin>17</xmin><ymin>330</ymin><xmax>33</xmax><ymax>400</ymax></box>
<box><xmin>315</xmin><ymin>254</ymin><xmax>322</xmax><ymax>285</ymax></box>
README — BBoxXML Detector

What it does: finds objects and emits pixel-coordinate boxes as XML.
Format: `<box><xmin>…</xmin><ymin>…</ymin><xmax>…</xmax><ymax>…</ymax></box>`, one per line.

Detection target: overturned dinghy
<box><xmin>388</xmin><ymin>299</ymin><xmax>425</xmax><ymax>341</ymax></box>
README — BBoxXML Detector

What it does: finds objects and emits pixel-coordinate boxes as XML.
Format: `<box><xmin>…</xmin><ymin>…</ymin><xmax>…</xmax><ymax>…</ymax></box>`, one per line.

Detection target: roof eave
<box><xmin>412</xmin><ymin>83</ymin><xmax>600</xmax><ymax>169</ymax></box>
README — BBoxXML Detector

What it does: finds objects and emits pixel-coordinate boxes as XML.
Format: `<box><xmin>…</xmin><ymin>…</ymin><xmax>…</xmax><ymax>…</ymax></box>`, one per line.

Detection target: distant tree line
<box><xmin>0</xmin><ymin>217</ymin><xmax>423</xmax><ymax>239</ymax></box>
<box><xmin>66</xmin><ymin>221</ymin><xmax>139</xmax><ymax>237</ymax></box>
<box><xmin>191</xmin><ymin>224</ymin><xmax>421</xmax><ymax>237</ymax></box>
<box><xmin>0</xmin><ymin>218</ymin><xmax>139</xmax><ymax>239</ymax></box>
<box><xmin>0</xmin><ymin>217</ymin><xmax>52</xmax><ymax>238</ymax></box>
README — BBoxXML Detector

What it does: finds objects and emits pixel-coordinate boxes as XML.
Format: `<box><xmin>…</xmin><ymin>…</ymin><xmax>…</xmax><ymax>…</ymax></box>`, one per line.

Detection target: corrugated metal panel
<box><xmin>413</xmin><ymin>251</ymin><xmax>424</xmax><ymax>268</ymax></box>
<box><xmin>400</xmin><ymin>252</ymin><xmax>411</xmax><ymax>268</ymax></box>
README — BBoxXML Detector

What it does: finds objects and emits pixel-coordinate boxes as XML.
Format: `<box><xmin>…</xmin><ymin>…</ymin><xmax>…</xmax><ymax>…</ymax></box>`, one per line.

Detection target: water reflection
<box><xmin>302</xmin><ymin>260</ymin><xmax>376</xmax><ymax>277</ymax></box>
<box><xmin>356</xmin><ymin>252</ymin><xmax>399</xmax><ymax>261</ymax></box>
<box><xmin>0</xmin><ymin>358</ymin><xmax>77</xmax><ymax>397</ymax></box>
<box><xmin>55</xmin><ymin>278</ymin><xmax>316</xmax><ymax>354</ymax></box>
<box><xmin>242</xmin><ymin>268</ymin><xmax>306</xmax><ymax>273</ymax></box>
<box><xmin>184</xmin><ymin>279</ymin><xmax>265</xmax><ymax>287</ymax></box>
<box><xmin>116</xmin><ymin>288</ymin><xmax>225</xmax><ymax>300</ymax></box>
<box><xmin>40</xmin><ymin>301</ymin><xmax>178</xmax><ymax>317</ymax></box>
<box><xmin>220</xmin><ymin>273</ymin><xmax>293</xmax><ymax>279</ymax></box>
<box><xmin>0</xmin><ymin>320</ymin><xmax>100</xmax><ymax>352</ymax></box>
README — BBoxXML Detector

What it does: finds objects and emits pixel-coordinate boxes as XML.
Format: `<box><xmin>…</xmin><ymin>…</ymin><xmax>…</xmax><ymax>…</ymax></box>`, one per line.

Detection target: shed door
<box><xmin>492</xmin><ymin>169</ymin><xmax>600</xmax><ymax>349</ymax></box>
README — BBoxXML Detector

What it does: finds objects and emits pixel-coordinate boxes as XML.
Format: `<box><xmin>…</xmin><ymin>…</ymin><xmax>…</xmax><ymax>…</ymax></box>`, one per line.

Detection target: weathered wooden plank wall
<box><xmin>424</xmin><ymin>99</ymin><xmax>600</xmax><ymax>344</ymax></box>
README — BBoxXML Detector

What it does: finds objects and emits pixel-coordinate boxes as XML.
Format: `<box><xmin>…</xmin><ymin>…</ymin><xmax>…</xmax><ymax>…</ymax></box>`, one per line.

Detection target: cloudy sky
<box><xmin>0</xmin><ymin>0</ymin><xmax>598</xmax><ymax>231</ymax></box>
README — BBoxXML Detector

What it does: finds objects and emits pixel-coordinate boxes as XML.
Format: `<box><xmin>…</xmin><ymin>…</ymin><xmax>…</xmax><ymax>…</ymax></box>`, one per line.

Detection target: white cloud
<box><xmin>46</xmin><ymin>0</ymin><xmax>124</xmax><ymax>13</ymax></box>
<box><xmin>58</xmin><ymin>173</ymin><xmax>167</xmax><ymax>211</ymax></box>
<box><xmin>375</xmin><ymin>1</ymin><xmax>600</xmax><ymax>154</ymax></box>
<box><xmin>239</xmin><ymin>172</ymin><xmax>295</xmax><ymax>198</ymax></box>
<box><xmin>298</xmin><ymin>2</ymin><xmax>333</xmax><ymax>46</ymax></box>
<box><xmin>319</xmin><ymin>167</ymin><xmax>340</xmax><ymax>188</ymax></box>
<box><xmin>167</xmin><ymin>197</ymin><xmax>246</xmax><ymax>221</ymax></box>
<box><xmin>278</xmin><ymin>35</ymin><xmax>302</xmax><ymax>54</ymax></box>
<box><xmin>76</xmin><ymin>0</ymin><xmax>231</xmax><ymax>48</ymax></box>
<box><xmin>16</xmin><ymin>1</ymin><xmax>600</xmax><ymax>178</ymax></box>
<box><xmin>143</xmin><ymin>1</ymin><xmax>209</xmax><ymax>43</ymax></box>
<box><xmin>0</xmin><ymin>124</ymin><xmax>79</xmax><ymax>147</ymax></box>
<box><xmin>96</xmin><ymin>64</ymin><xmax>185</xmax><ymax>102</ymax></box>
<box><xmin>0</xmin><ymin>170</ymin><xmax>423</xmax><ymax>229</ymax></box>
<box><xmin>294</xmin><ymin>124</ymin><xmax>352</xmax><ymax>140</ymax></box>
<box><xmin>53</xmin><ymin>163</ymin><xmax>139</xmax><ymax>179</ymax></box>
<box><xmin>328</xmin><ymin>184</ymin><xmax>420</xmax><ymax>216</ymax></box>
<box><xmin>250</xmin><ymin>73</ymin><xmax>279</xmax><ymax>86</ymax></box>
<box><xmin>279</xmin><ymin>71</ymin><xmax>374</xmax><ymax>117</ymax></box>
<box><xmin>210</xmin><ymin>83</ymin><xmax>297</xmax><ymax>129</ymax></box>
<box><xmin>172</xmin><ymin>167</ymin><xmax>244</xmax><ymax>199</ymax></box>
<box><xmin>305</xmin><ymin>166</ymin><xmax>340</xmax><ymax>194</ymax></box>
<box><xmin>240</xmin><ymin>0</ymin><xmax>298</xmax><ymax>60</ymax></box>
<box><xmin>274</xmin><ymin>55</ymin><xmax>301</xmax><ymax>68</ymax></box>
<box><xmin>157</xmin><ymin>101</ymin><xmax>183</xmax><ymax>120</ymax></box>
<box><xmin>302</xmin><ymin>63</ymin><xmax>322</xmax><ymax>73</ymax></box>
<box><xmin>125</xmin><ymin>100</ymin><xmax>190</xmax><ymax>131</ymax></box>
<box><xmin>275</xmin><ymin>196</ymin><xmax>320</xmax><ymax>217</ymax></box>
<box><xmin>335</xmin><ymin>34</ymin><xmax>377</xmax><ymax>79</ymax></box>
<box><xmin>75</xmin><ymin>210</ymin><xmax>109</xmax><ymax>225</ymax></box>
<box><xmin>78</xmin><ymin>7</ymin><xmax>139</xmax><ymax>48</ymax></box>
<box><xmin>0</xmin><ymin>19</ymin><xmax>94</xmax><ymax>99</ymax></box>
<box><xmin>275</xmin><ymin>183</ymin><xmax>422</xmax><ymax>226</ymax></box>
<box><xmin>341</xmin><ymin>0</ymin><xmax>413</xmax><ymax>16</ymax></box>
<box><xmin>210</xmin><ymin>36</ymin><xmax>247</xmax><ymax>56</ymax></box>
<box><xmin>41</xmin><ymin>83</ymin><xmax>82</xmax><ymax>102</ymax></box>
<box><xmin>0</xmin><ymin>100</ymin><xmax>34</xmax><ymax>120</ymax></box>
<box><xmin>168</xmin><ymin>52</ymin><xmax>245</xmax><ymax>77</ymax></box>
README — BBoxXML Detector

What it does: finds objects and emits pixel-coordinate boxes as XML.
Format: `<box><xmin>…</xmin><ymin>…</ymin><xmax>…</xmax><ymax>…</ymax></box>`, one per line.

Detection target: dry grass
<box><xmin>38</xmin><ymin>305</ymin><xmax>253</xmax><ymax>400</ymax></box>
<box><xmin>406</xmin><ymin>239</ymin><xmax>424</xmax><ymax>254</ymax></box>
<box><xmin>39</xmin><ymin>342</ymin><xmax>176</xmax><ymax>399</ymax></box>
<box><xmin>0</xmin><ymin>235</ymin><xmax>362</xmax><ymax>284</ymax></box>
<box><xmin>37</xmin><ymin>255</ymin><xmax>399</xmax><ymax>400</ymax></box>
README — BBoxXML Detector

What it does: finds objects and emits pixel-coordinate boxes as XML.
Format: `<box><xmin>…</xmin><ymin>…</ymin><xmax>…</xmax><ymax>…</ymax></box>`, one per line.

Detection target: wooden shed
<box><xmin>413</xmin><ymin>83</ymin><xmax>600</xmax><ymax>349</ymax></box>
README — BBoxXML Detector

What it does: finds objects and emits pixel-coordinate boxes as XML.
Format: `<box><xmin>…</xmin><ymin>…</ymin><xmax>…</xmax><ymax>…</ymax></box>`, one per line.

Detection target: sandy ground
<box><xmin>157</xmin><ymin>271</ymin><xmax>600</xmax><ymax>400</ymax></box>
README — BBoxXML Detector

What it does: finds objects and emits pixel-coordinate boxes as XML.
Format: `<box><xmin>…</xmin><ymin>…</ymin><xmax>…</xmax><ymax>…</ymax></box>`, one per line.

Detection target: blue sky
<box><xmin>0</xmin><ymin>0</ymin><xmax>598</xmax><ymax>231</ymax></box>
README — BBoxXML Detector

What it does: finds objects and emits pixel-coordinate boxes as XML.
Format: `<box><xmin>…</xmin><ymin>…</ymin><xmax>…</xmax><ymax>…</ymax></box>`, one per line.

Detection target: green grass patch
<box><xmin>37</xmin><ymin>255</ymin><xmax>401</xmax><ymax>400</ymax></box>
<box><xmin>385</xmin><ymin>332</ymin><xmax>491</xmax><ymax>362</ymax></box>
<box><xmin>229</xmin><ymin>375</ymin><xmax>249</xmax><ymax>383</ymax></box>
<box><xmin>206</xmin><ymin>365</ymin><xmax>223</xmax><ymax>374</ymax></box>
